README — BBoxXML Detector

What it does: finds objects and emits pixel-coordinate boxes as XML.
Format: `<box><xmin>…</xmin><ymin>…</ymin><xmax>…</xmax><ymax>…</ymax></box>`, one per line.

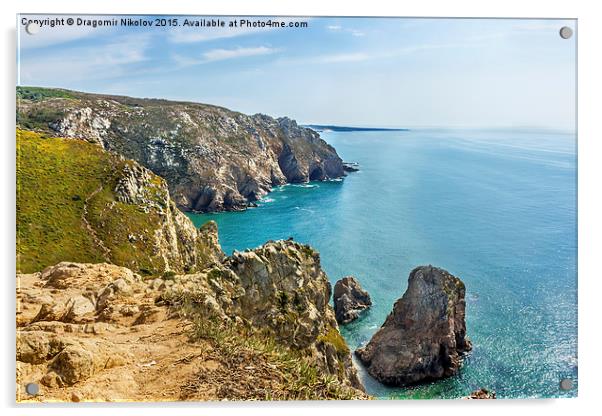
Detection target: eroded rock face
<box><xmin>17</xmin><ymin>89</ymin><xmax>346</xmax><ymax>212</ymax></box>
<box><xmin>108</xmin><ymin>159</ymin><xmax>225</xmax><ymax>273</ymax></box>
<box><xmin>333</xmin><ymin>276</ymin><xmax>372</xmax><ymax>324</ymax></box>
<box><xmin>229</xmin><ymin>242</ymin><xmax>362</xmax><ymax>390</ymax></box>
<box><xmin>165</xmin><ymin>240</ymin><xmax>364</xmax><ymax>391</ymax></box>
<box><xmin>355</xmin><ymin>265</ymin><xmax>471</xmax><ymax>386</ymax></box>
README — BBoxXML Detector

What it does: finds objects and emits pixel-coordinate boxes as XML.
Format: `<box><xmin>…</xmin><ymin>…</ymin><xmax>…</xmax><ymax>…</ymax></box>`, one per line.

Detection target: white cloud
<box><xmin>513</xmin><ymin>21</ymin><xmax>575</xmax><ymax>32</ymax></box>
<box><xmin>203</xmin><ymin>46</ymin><xmax>280</xmax><ymax>62</ymax></box>
<box><xmin>172</xmin><ymin>46</ymin><xmax>281</xmax><ymax>68</ymax></box>
<box><xmin>276</xmin><ymin>42</ymin><xmax>472</xmax><ymax>66</ymax></box>
<box><xmin>326</xmin><ymin>24</ymin><xmax>365</xmax><ymax>37</ymax></box>
<box><xmin>315</xmin><ymin>52</ymin><xmax>371</xmax><ymax>63</ymax></box>
<box><xmin>169</xmin><ymin>26</ymin><xmax>268</xmax><ymax>44</ymax></box>
<box><xmin>19</xmin><ymin>33</ymin><xmax>151</xmax><ymax>84</ymax></box>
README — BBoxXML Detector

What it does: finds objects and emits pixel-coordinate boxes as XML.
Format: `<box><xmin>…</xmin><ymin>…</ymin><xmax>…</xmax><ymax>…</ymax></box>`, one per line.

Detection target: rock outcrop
<box><xmin>17</xmin><ymin>87</ymin><xmax>347</xmax><ymax>212</ymax></box>
<box><xmin>17</xmin><ymin>242</ymin><xmax>365</xmax><ymax>402</ymax></box>
<box><xmin>355</xmin><ymin>265</ymin><xmax>471</xmax><ymax>386</ymax></box>
<box><xmin>163</xmin><ymin>240</ymin><xmax>363</xmax><ymax>392</ymax></box>
<box><xmin>333</xmin><ymin>276</ymin><xmax>372</xmax><ymax>324</ymax></box>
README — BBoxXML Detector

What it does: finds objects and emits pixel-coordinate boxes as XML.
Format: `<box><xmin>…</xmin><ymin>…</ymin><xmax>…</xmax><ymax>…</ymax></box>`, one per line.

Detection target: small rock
<box><xmin>467</xmin><ymin>388</ymin><xmax>496</xmax><ymax>399</ymax></box>
<box><xmin>62</xmin><ymin>295</ymin><xmax>96</xmax><ymax>323</ymax></box>
<box><xmin>16</xmin><ymin>331</ymin><xmax>62</xmax><ymax>364</ymax></box>
<box><xmin>41</xmin><ymin>371</ymin><xmax>64</xmax><ymax>388</ymax></box>
<box><xmin>149</xmin><ymin>278</ymin><xmax>165</xmax><ymax>291</ymax></box>
<box><xmin>119</xmin><ymin>304</ymin><xmax>140</xmax><ymax>317</ymax></box>
<box><xmin>33</xmin><ymin>302</ymin><xmax>65</xmax><ymax>323</ymax></box>
<box><xmin>333</xmin><ymin>276</ymin><xmax>372</xmax><ymax>324</ymax></box>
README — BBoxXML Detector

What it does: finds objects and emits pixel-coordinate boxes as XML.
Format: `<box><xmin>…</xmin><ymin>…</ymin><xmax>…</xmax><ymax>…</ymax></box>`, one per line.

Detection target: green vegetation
<box><xmin>17</xmin><ymin>86</ymin><xmax>77</xmax><ymax>101</ymax></box>
<box><xmin>17</xmin><ymin>129</ymin><xmax>110</xmax><ymax>272</ymax></box>
<box><xmin>163</xmin><ymin>270</ymin><xmax>177</xmax><ymax>280</ymax></box>
<box><xmin>16</xmin><ymin>128</ymin><xmax>214</xmax><ymax>274</ymax></box>
<box><xmin>318</xmin><ymin>327</ymin><xmax>351</xmax><ymax>356</ymax></box>
<box><xmin>16</xmin><ymin>107</ymin><xmax>66</xmax><ymax>131</ymax></box>
<box><xmin>276</xmin><ymin>290</ymin><xmax>290</xmax><ymax>312</ymax></box>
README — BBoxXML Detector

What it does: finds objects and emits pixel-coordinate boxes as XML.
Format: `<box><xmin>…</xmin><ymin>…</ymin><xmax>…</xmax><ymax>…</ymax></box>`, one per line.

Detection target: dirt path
<box><xmin>81</xmin><ymin>185</ymin><xmax>111</xmax><ymax>262</ymax></box>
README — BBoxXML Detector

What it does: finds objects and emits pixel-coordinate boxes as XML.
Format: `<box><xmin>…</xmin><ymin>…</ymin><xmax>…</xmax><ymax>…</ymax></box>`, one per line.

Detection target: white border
<box><xmin>3</xmin><ymin>1</ymin><xmax>601</xmax><ymax>416</ymax></box>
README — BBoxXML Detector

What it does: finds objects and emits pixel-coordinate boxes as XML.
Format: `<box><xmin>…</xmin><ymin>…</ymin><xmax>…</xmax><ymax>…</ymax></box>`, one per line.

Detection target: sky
<box><xmin>18</xmin><ymin>16</ymin><xmax>576</xmax><ymax>130</ymax></box>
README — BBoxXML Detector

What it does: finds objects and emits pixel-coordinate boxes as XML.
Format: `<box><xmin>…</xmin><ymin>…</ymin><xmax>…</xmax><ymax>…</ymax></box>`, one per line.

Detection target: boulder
<box><xmin>49</xmin><ymin>341</ymin><xmax>127</xmax><ymax>385</ymax></box>
<box><xmin>51</xmin><ymin>345</ymin><xmax>97</xmax><ymax>385</ymax></box>
<box><xmin>41</xmin><ymin>262</ymin><xmax>137</xmax><ymax>290</ymax></box>
<box><xmin>222</xmin><ymin>240</ymin><xmax>364</xmax><ymax>391</ymax></box>
<box><xmin>355</xmin><ymin>265</ymin><xmax>472</xmax><ymax>386</ymax></box>
<box><xmin>16</xmin><ymin>331</ymin><xmax>63</xmax><ymax>364</ymax></box>
<box><xmin>333</xmin><ymin>276</ymin><xmax>372</xmax><ymax>324</ymax></box>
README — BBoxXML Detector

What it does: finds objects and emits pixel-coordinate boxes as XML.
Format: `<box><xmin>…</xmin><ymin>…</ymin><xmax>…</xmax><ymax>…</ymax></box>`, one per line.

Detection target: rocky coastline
<box><xmin>16</xmin><ymin>88</ymin><xmax>477</xmax><ymax>401</ymax></box>
<box><xmin>16</xmin><ymin>122</ymin><xmax>365</xmax><ymax>401</ymax></box>
<box><xmin>17</xmin><ymin>87</ymin><xmax>348</xmax><ymax>213</ymax></box>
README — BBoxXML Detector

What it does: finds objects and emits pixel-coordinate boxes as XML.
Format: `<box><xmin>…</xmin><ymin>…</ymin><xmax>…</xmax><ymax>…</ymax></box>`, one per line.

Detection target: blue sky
<box><xmin>18</xmin><ymin>16</ymin><xmax>576</xmax><ymax>130</ymax></box>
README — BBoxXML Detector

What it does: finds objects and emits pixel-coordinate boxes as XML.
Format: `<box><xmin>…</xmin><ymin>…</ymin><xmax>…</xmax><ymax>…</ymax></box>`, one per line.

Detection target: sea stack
<box><xmin>333</xmin><ymin>276</ymin><xmax>372</xmax><ymax>324</ymax></box>
<box><xmin>355</xmin><ymin>265</ymin><xmax>471</xmax><ymax>386</ymax></box>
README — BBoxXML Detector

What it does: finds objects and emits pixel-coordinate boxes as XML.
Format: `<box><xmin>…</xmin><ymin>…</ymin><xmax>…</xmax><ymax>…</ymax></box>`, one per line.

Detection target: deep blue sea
<box><xmin>188</xmin><ymin>129</ymin><xmax>577</xmax><ymax>399</ymax></box>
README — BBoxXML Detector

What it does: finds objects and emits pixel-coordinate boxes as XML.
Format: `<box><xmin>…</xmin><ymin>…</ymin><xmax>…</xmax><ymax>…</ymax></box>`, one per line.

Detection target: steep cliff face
<box><xmin>16</xmin><ymin>242</ymin><xmax>365</xmax><ymax>401</ymax></box>
<box><xmin>163</xmin><ymin>240</ymin><xmax>363</xmax><ymax>392</ymax></box>
<box><xmin>355</xmin><ymin>265</ymin><xmax>471</xmax><ymax>386</ymax></box>
<box><xmin>16</xmin><ymin>129</ymin><xmax>223</xmax><ymax>275</ymax></box>
<box><xmin>17</xmin><ymin>87</ymin><xmax>346</xmax><ymax>212</ymax></box>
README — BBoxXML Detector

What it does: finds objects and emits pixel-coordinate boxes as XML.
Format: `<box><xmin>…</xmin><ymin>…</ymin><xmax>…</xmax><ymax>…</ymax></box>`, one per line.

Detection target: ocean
<box><xmin>187</xmin><ymin>128</ymin><xmax>577</xmax><ymax>399</ymax></box>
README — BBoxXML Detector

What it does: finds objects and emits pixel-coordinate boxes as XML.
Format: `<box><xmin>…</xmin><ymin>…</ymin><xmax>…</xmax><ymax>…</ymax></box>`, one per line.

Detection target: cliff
<box><xmin>17</xmin><ymin>86</ymin><xmax>346</xmax><ymax>212</ymax></box>
<box><xmin>17</xmin><ymin>129</ymin><xmax>223</xmax><ymax>275</ymax></box>
<box><xmin>16</xmin><ymin>243</ymin><xmax>365</xmax><ymax>401</ymax></box>
<box><xmin>355</xmin><ymin>265</ymin><xmax>471</xmax><ymax>386</ymax></box>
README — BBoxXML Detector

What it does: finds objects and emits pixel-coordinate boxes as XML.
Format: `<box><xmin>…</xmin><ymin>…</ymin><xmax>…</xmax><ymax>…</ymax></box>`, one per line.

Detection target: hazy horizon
<box><xmin>18</xmin><ymin>16</ymin><xmax>576</xmax><ymax>131</ymax></box>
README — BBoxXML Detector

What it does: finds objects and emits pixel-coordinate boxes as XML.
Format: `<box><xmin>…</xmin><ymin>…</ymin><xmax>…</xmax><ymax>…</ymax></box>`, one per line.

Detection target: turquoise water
<box><xmin>188</xmin><ymin>129</ymin><xmax>577</xmax><ymax>399</ymax></box>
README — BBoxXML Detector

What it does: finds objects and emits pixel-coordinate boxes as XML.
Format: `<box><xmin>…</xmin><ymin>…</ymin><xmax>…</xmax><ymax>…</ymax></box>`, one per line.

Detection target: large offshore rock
<box><xmin>333</xmin><ymin>276</ymin><xmax>372</xmax><ymax>324</ymax></box>
<box><xmin>356</xmin><ymin>265</ymin><xmax>471</xmax><ymax>386</ymax></box>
